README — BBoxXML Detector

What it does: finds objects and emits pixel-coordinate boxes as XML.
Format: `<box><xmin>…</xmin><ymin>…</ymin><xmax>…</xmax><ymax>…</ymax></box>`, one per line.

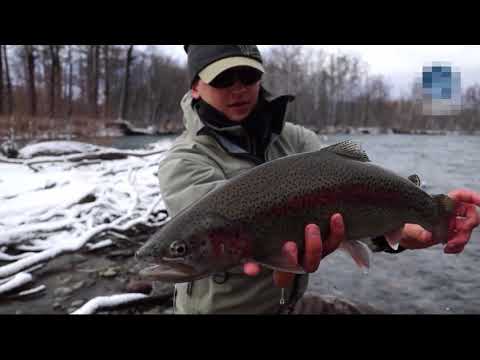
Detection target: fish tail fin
<box><xmin>432</xmin><ymin>194</ymin><xmax>458</xmax><ymax>244</ymax></box>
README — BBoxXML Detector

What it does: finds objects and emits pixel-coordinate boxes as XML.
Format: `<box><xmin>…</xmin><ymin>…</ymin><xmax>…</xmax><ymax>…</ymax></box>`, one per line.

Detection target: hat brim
<box><xmin>198</xmin><ymin>57</ymin><xmax>265</xmax><ymax>84</ymax></box>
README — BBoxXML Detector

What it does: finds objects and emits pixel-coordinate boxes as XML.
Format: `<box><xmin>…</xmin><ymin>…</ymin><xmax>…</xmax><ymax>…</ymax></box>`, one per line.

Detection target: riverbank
<box><xmin>0</xmin><ymin>238</ymin><xmax>174</xmax><ymax>315</ymax></box>
<box><xmin>1</xmin><ymin>136</ymin><xmax>479</xmax><ymax>314</ymax></box>
<box><xmin>0</xmin><ymin>140</ymin><xmax>175</xmax><ymax>314</ymax></box>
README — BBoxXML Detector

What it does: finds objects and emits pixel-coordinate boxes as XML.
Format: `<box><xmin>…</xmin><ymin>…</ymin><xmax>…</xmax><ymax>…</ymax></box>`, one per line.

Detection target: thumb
<box><xmin>273</xmin><ymin>242</ymin><xmax>297</xmax><ymax>287</ymax></box>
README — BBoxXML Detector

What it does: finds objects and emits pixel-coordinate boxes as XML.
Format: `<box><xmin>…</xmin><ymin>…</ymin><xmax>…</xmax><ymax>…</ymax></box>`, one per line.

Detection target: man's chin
<box><xmin>226</xmin><ymin>109</ymin><xmax>253</xmax><ymax>122</ymax></box>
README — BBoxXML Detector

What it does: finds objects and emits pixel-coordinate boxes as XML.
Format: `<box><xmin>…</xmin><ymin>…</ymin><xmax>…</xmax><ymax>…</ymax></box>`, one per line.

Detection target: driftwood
<box><xmin>0</xmin><ymin>272</ymin><xmax>33</xmax><ymax>296</ymax></box>
<box><xmin>0</xmin><ymin>143</ymin><xmax>170</xmax><ymax>303</ymax></box>
<box><xmin>0</xmin><ymin>159</ymin><xmax>168</xmax><ymax>281</ymax></box>
<box><xmin>71</xmin><ymin>291</ymin><xmax>173</xmax><ymax>315</ymax></box>
<box><xmin>1</xmin><ymin>148</ymin><xmax>167</xmax><ymax>173</ymax></box>
<box><xmin>0</xmin><ymin>194</ymin><xmax>167</xmax><ymax>278</ymax></box>
<box><xmin>0</xmin><ymin>157</ymin><xmax>23</xmax><ymax>165</ymax></box>
<box><xmin>25</xmin><ymin>149</ymin><xmax>167</xmax><ymax>172</ymax></box>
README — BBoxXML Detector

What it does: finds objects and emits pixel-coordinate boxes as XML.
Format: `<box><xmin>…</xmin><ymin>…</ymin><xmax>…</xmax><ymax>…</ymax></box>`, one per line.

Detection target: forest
<box><xmin>0</xmin><ymin>45</ymin><xmax>479</xmax><ymax>141</ymax></box>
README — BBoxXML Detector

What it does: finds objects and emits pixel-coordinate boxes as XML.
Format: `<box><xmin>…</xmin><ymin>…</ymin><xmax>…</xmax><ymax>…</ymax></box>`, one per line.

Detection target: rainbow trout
<box><xmin>136</xmin><ymin>140</ymin><xmax>456</xmax><ymax>283</ymax></box>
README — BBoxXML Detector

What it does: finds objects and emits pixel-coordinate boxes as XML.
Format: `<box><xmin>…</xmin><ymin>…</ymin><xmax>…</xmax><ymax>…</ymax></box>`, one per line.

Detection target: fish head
<box><xmin>136</xmin><ymin>212</ymin><xmax>252</xmax><ymax>283</ymax></box>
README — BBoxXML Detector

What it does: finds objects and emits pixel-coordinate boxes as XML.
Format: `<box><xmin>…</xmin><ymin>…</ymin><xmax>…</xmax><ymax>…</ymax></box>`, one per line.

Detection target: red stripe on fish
<box><xmin>263</xmin><ymin>185</ymin><xmax>405</xmax><ymax>217</ymax></box>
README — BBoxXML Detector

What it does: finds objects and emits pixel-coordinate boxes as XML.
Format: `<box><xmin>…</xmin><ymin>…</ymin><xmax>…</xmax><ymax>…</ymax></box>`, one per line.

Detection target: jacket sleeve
<box><xmin>157</xmin><ymin>151</ymin><xmax>227</xmax><ymax>218</ymax></box>
<box><xmin>301</xmin><ymin>128</ymin><xmax>323</xmax><ymax>153</ymax></box>
<box><xmin>292</xmin><ymin>124</ymin><xmax>323</xmax><ymax>153</ymax></box>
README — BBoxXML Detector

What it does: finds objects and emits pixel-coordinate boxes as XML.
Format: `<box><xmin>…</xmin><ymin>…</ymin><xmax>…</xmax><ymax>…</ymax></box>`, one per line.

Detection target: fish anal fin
<box><xmin>339</xmin><ymin>240</ymin><xmax>371</xmax><ymax>269</ymax></box>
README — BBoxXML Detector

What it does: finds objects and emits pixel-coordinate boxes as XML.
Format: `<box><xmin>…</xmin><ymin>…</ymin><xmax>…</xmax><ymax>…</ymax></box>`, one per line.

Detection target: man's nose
<box><xmin>231</xmin><ymin>79</ymin><xmax>247</xmax><ymax>92</ymax></box>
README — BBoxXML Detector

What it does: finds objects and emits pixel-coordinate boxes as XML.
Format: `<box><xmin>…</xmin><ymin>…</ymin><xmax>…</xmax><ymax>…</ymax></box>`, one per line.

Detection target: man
<box><xmin>157</xmin><ymin>45</ymin><xmax>480</xmax><ymax>314</ymax></box>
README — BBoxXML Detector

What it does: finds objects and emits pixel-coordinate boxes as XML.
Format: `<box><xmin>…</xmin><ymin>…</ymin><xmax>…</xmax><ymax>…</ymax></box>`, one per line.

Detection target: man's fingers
<box><xmin>282</xmin><ymin>241</ymin><xmax>298</xmax><ymax>265</ymax></box>
<box><xmin>462</xmin><ymin>204</ymin><xmax>480</xmax><ymax>228</ymax></box>
<box><xmin>273</xmin><ymin>241</ymin><xmax>298</xmax><ymax>288</ymax></box>
<box><xmin>402</xmin><ymin>224</ymin><xmax>436</xmax><ymax>248</ymax></box>
<box><xmin>273</xmin><ymin>271</ymin><xmax>295</xmax><ymax>288</ymax></box>
<box><xmin>243</xmin><ymin>262</ymin><xmax>261</xmax><ymax>276</ymax></box>
<box><xmin>448</xmin><ymin>189</ymin><xmax>480</xmax><ymax>207</ymax></box>
<box><xmin>324</xmin><ymin>214</ymin><xmax>345</xmax><ymax>256</ymax></box>
<box><xmin>304</xmin><ymin>224</ymin><xmax>322</xmax><ymax>272</ymax></box>
<box><xmin>444</xmin><ymin>231</ymin><xmax>470</xmax><ymax>254</ymax></box>
<box><xmin>454</xmin><ymin>214</ymin><xmax>480</xmax><ymax>233</ymax></box>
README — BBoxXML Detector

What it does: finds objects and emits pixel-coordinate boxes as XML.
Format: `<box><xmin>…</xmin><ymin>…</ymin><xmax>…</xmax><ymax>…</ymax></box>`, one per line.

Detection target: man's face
<box><xmin>191</xmin><ymin>67</ymin><xmax>262</xmax><ymax>122</ymax></box>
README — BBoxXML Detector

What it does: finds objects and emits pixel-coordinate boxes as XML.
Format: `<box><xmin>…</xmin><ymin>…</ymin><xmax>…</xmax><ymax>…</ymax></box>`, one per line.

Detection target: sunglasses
<box><xmin>209</xmin><ymin>67</ymin><xmax>263</xmax><ymax>89</ymax></box>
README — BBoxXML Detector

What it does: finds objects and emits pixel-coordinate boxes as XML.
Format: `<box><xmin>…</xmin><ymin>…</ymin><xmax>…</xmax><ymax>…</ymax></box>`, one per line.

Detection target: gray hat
<box><xmin>184</xmin><ymin>45</ymin><xmax>265</xmax><ymax>85</ymax></box>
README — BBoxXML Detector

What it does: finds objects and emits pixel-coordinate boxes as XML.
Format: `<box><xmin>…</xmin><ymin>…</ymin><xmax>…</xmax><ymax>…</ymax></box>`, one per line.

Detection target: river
<box><xmin>89</xmin><ymin>134</ymin><xmax>480</xmax><ymax>314</ymax></box>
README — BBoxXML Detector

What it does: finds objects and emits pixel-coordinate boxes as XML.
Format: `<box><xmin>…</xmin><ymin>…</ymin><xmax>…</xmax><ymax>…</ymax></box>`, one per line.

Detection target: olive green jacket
<box><xmin>157</xmin><ymin>91</ymin><xmax>322</xmax><ymax>314</ymax></box>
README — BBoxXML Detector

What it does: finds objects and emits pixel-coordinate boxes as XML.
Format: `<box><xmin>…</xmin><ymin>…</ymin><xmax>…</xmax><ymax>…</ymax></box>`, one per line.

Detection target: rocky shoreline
<box><xmin>0</xmin><ymin>236</ymin><xmax>174</xmax><ymax>315</ymax></box>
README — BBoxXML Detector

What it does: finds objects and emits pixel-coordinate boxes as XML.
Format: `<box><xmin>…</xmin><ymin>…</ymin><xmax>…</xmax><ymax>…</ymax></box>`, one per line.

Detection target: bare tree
<box><xmin>67</xmin><ymin>45</ymin><xmax>73</xmax><ymax>117</ymax></box>
<box><xmin>103</xmin><ymin>45</ymin><xmax>110</xmax><ymax>118</ymax></box>
<box><xmin>77</xmin><ymin>45</ymin><xmax>88</xmax><ymax>107</ymax></box>
<box><xmin>463</xmin><ymin>85</ymin><xmax>480</xmax><ymax>133</ymax></box>
<box><xmin>0</xmin><ymin>45</ymin><xmax>4</xmax><ymax>115</ymax></box>
<box><xmin>86</xmin><ymin>45</ymin><xmax>100</xmax><ymax>117</ymax></box>
<box><xmin>93</xmin><ymin>45</ymin><xmax>100</xmax><ymax>118</ymax></box>
<box><xmin>24</xmin><ymin>45</ymin><xmax>37</xmax><ymax>117</ymax></box>
<box><xmin>3</xmin><ymin>46</ymin><xmax>13</xmax><ymax>115</ymax></box>
<box><xmin>48</xmin><ymin>45</ymin><xmax>62</xmax><ymax>118</ymax></box>
<box><xmin>119</xmin><ymin>45</ymin><xmax>134</xmax><ymax>120</ymax></box>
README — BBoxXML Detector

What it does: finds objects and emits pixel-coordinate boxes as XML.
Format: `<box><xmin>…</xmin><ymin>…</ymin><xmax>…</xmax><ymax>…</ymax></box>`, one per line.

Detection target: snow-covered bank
<box><xmin>0</xmin><ymin>139</ymin><xmax>174</xmax><ymax>311</ymax></box>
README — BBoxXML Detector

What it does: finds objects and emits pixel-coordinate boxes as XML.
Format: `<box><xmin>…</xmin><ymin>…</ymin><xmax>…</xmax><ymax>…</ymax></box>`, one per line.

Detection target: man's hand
<box><xmin>400</xmin><ymin>188</ymin><xmax>480</xmax><ymax>254</ymax></box>
<box><xmin>243</xmin><ymin>213</ymin><xmax>345</xmax><ymax>287</ymax></box>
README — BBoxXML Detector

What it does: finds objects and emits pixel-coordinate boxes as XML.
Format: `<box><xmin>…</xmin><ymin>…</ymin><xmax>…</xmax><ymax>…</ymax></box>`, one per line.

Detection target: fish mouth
<box><xmin>138</xmin><ymin>259</ymin><xmax>204</xmax><ymax>283</ymax></box>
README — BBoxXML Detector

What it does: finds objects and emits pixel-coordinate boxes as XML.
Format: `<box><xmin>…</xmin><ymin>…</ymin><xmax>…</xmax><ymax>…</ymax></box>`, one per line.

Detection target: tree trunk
<box><xmin>79</xmin><ymin>47</ymin><xmax>86</xmax><ymax>109</ymax></box>
<box><xmin>67</xmin><ymin>45</ymin><xmax>73</xmax><ymax>117</ymax></box>
<box><xmin>87</xmin><ymin>45</ymin><xmax>93</xmax><ymax>116</ymax></box>
<box><xmin>3</xmin><ymin>46</ymin><xmax>13</xmax><ymax>115</ymax></box>
<box><xmin>54</xmin><ymin>46</ymin><xmax>62</xmax><ymax>116</ymax></box>
<box><xmin>93</xmin><ymin>45</ymin><xmax>99</xmax><ymax>118</ymax></box>
<box><xmin>103</xmin><ymin>45</ymin><xmax>110</xmax><ymax>118</ymax></box>
<box><xmin>0</xmin><ymin>45</ymin><xmax>4</xmax><ymax>115</ymax></box>
<box><xmin>48</xmin><ymin>45</ymin><xmax>56</xmax><ymax>118</ymax></box>
<box><xmin>86</xmin><ymin>45</ymin><xmax>100</xmax><ymax>118</ymax></box>
<box><xmin>0</xmin><ymin>45</ymin><xmax>3</xmax><ymax>115</ymax></box>
<box><xmin>120</xmin><ymin>45</ymin><xmax>134</xmax><ymax>120</ymax></box>
<box><xmin>24</xmin><ymin>45</ymin><xmax>37</xmax><ymax>117</ymax></box>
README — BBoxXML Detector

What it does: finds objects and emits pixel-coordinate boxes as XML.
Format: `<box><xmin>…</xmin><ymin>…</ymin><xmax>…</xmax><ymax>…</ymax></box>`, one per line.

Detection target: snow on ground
<box><xmin>0</xmin><ymin>139</ymin><xmax>174</xmax><ymax>310</ymax></box>
<box><xmin>17</xmin><ymin>141</ymin><xmax>106</xmax><ymax>159</ymax></box>
<box><xmin>71</xmin><ymin>293</ymin><xmax>148</xmax><ymax>315</ymax></box>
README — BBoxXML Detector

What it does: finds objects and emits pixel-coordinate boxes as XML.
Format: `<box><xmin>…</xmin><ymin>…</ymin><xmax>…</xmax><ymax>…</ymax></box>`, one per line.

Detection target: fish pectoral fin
<box><xmin>339</xmin><ymin>240</ymin><xmax>371</xmax><ymax>269</ymax></box>
<box><xmin>253</xmin><ymin>256</ymin><xmax>307</xmax><ymax>275</ymax></box>
<box><xmin>322</xmin><ymin>140</ymin><xmax>370</xmax><ymax>162</ymax></box>
<box><xmin>384</xmin><ymin>228</ymin><xmax>404</xmax><ymax>251</ymax></box>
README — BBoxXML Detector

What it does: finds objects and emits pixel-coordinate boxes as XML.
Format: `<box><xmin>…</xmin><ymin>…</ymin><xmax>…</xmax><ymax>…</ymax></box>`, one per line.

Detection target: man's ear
<box><xmin>191</xmin><ymin>79</ymin><xmax>200</xmax><ymax>99</ymax></box>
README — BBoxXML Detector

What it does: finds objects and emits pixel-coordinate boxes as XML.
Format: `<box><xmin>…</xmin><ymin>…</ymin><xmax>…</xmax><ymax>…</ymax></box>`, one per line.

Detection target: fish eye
<box><xmin>170</xmin><ymin>241</ymin><xmax>188</xmax><ymax>257</ymax></box>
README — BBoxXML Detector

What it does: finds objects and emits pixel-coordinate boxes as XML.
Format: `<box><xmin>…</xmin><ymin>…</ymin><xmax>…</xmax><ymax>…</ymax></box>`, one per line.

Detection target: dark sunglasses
<box><xmin>209</xmin><ymin>67</ymin><xmax>263</xmax><ymax>89</ymax></box>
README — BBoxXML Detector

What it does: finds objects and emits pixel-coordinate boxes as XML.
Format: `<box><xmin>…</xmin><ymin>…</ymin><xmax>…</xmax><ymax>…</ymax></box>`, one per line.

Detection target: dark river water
<box><xmin>91</xmin><ymin>134</ymin><xmax>480</xmax><ymax>314</ymax></box>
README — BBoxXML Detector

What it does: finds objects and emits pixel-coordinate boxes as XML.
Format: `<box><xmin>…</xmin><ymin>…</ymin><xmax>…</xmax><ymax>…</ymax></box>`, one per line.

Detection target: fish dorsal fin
<box><xmin>322</xmin><ymin>140</ymin><xmax>370</xmax><ymax>162</ymax></box>
<box><xmin>408</xmin><ymin>174</ymin><xmax>422</xmax><ymax>187</ymax></box>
